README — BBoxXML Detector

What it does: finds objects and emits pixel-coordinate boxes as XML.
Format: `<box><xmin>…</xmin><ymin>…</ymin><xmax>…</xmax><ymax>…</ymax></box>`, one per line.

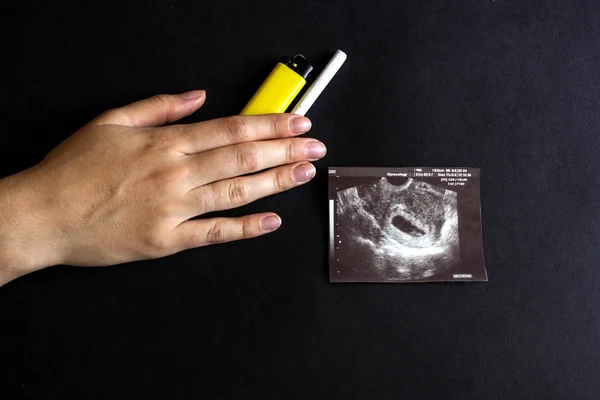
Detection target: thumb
<box><xmin>94</xmin><ymin>90</ymin><xmax>206</xmax><ymax>127</ymax></box>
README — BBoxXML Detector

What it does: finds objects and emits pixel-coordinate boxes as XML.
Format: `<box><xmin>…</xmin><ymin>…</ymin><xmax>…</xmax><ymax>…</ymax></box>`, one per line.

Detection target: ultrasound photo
<box><xmin>328</xmin><ymin>167</ymin><xmax>487</xmax><ymax>283</ymax></box>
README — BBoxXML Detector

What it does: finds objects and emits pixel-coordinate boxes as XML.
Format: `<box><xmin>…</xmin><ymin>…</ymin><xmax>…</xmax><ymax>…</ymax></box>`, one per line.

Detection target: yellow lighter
<box><xmin>240</xmin><ymin>54</ymin><xmax>313</xmax><ymax>115</ymax></box>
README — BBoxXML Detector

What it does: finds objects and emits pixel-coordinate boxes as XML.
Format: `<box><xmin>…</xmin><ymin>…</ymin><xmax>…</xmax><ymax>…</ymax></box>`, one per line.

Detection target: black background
<box><xmin>2</xmin><ymin>1</ymin><xmax>599</xmax><ymax>399</ymax></box>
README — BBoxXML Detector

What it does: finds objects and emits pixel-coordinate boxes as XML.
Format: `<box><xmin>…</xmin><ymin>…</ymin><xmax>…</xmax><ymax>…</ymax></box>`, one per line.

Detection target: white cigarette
<box><xmin>291</xmin><ymin>49</ymin><xmax>347</xmax><ymax>116</ymax></box>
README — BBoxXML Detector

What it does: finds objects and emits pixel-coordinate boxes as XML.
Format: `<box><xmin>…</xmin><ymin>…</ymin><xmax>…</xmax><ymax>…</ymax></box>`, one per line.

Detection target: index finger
<box><xmin>170</xmin><ymin>114</ymin><xmax>312</xmax><ymax>154</ymax></box>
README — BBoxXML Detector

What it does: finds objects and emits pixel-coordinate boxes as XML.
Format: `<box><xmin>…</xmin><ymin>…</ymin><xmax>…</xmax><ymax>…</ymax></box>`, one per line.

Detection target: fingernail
<box><xmin>289</xmin><ymin>117</ymin><xmax>312</xmax><ymax>134</ymax></box>
<box><xmin>292</xmin><ymin>163</ymin><xmax>316</xmax><ymax>183</ymax></box>
<box><xmin>180</xmin><ymin>90</ymin><xmax>206</xmax><ymax>100</ymax></box>
<box><xmin>261</xmin><ymin>215</ymin><xmax>281</xmax><ymax>232</ymax></box>
<box><xmin>304</xmin><ymin>140</ymin><xmax>327</xmax><ymax>160</ymax></box>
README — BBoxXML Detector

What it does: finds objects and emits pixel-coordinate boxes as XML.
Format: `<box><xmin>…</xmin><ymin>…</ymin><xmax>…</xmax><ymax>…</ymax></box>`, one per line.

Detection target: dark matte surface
<box><xmin>2</xmin><ymin>1</ymin><xmax>599</xmax><ymax>399</ymax></box>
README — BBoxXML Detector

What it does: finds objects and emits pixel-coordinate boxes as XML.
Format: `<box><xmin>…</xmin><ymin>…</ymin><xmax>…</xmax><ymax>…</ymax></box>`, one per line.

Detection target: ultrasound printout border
<box><xmin>328</xmin><ymin>167</ymin><xmax>487</xmax><ymax>283</ymax></box>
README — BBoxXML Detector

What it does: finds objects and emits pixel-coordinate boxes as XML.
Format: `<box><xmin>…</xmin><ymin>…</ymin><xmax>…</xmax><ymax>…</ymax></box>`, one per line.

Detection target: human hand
<box><xmin>0</xmin><ymin>90</ymin><xmax>325</xmax><ymax>283</ymax></box>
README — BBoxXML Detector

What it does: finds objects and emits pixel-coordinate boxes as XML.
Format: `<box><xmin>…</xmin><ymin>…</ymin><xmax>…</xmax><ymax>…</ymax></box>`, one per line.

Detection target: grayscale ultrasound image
<box><xmin>337</xmin><ymin>177</ymin><xmax>459</xmax><ymax>280</ymax></box>
<box><xmin>329</xmin><ymin>167</ymin><xmax>487</xmax><ymax>283</ymax></box>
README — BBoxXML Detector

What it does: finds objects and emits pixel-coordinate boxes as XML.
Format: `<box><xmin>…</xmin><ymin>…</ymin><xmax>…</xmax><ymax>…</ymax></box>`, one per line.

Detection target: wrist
<box><xmin>0</xmin><ymin>168</ymin><xmax>65</xmax><ymax>284</ymax></box>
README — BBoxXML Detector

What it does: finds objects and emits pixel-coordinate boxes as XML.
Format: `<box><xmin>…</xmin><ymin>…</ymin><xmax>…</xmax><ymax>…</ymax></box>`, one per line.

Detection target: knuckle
<box><xmin>235</xmin><ymin>144</ymin><xmax>258</xmax><ymax>172</ymax></box>
<box><xmin>155</xmin><ymin>202</ymin><xmax>177</xmax><ymax>219</ymax></box>
<box><xmin>205</xmin><ymin>220</ymin><xmax>227</xmax><ymax>244</ymax></box>
<box><xmin>96</xmin><ymin>108</ymin><xmax>130</xmax><ymax>126</ymax></box>
<box><xmin>171</xmin><ymin>124</ymin><xmax>196</xmax><ymax>149</ymax></box>
<box><xmin>143</xmin><ymin>229</ymin><xmax>172</xmax><ymax>255</ymax></box>
<box><xmin>284</xmin><ymin>141</ymin><xmax>296</xmax><ymax>163</ymax></box>
<box><xmin>272</xmin><ymin>169</ymin><xmax>287</xmax><ymax>192</ymax></box>
<box><xmin>226</xmin><ymin>178</ymin><xmax>249</xmax><ymax>206</ymax></box>
<box><xmin>196</xmin><ymin>187</ymin><xmax>214</xmax><ymax>215</ymax></box>
<box><xmin>150</xmin><ymin>166</ymin><xmax>188</xmax><ymax>189</ymax></box>
<box><xmin>149</xmin><ymin>94</ymin><xmax>170</xmax><ymax>108</ymax></box>
<box><xmin>224</xmin><ymin>116</ymin><xmax>249</xmax><ymax>142</ymax></box>
<box><xmin>147</xmin><ymin>129</ymin><xmax>176</xmax><ymax>151</ymax></box>
<box><xmin>241</xmin><ymin>218</ymin><xmax>252</xmax><ymax>239</ymax></box>
<box><xmin>164</xmin><ymin>123</ymin><xmax>186</xmax><ymax>141</ymax></box>
<box><xmin>269</xmin><ymin>118</ymin><xmax>279</xmax><ymax>138</ymax></box>
<box><xmin>97</xmin><ymin>108</ymin><xmax>117</xmax><ymax>121</ymax></box>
